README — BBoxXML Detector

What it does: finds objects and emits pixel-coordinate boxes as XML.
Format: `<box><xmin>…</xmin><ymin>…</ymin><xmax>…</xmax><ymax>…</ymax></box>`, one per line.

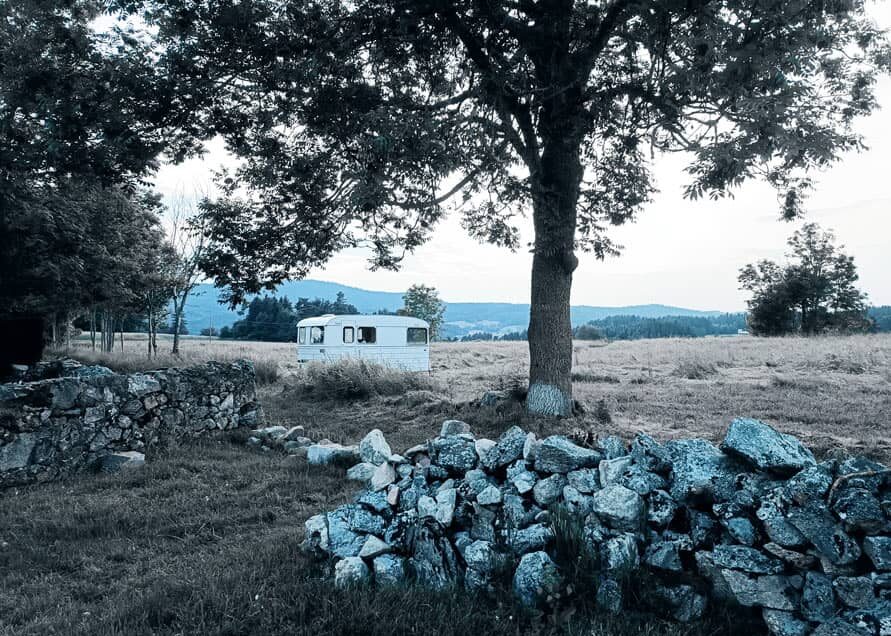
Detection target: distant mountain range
<box><xmin>177</xmin><ymin>279</ymin><xmax>725</xmax><ymax>338</ymax></box>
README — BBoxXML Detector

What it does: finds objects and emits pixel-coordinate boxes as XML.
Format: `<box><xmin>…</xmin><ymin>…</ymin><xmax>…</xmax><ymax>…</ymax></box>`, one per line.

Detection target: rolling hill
<box><xmin>176</xmin><ymin>280</ymin><xmax>725</xmax><ymax>338</ymax></box>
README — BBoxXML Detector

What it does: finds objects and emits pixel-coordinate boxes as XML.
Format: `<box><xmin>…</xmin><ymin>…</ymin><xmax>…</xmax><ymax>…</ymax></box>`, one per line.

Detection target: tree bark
<box><xmin>526</xmin><ymin>138</ymin><xmax>582</xmax><ymax>417</ymax></box>
<box><xmin>171</xmin><ymin>296</ymin><xmax>184</xmax><ymax>355</ymax></box>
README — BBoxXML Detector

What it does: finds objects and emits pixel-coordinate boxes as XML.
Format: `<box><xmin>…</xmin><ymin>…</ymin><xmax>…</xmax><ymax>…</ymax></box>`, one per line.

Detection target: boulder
<box><xmin>481</xmin><ymin>426</ymin><xmax>527</xmax><ymax>470</ymax></box>
<box><xmin>513</xmin><ymin>551</ymin><xmax>562</xmax><ymax>607</ymax></box>
<box><xmin>535</xmin><ymin>436</ymin><xmax>601</xmax><ymax>474</ymax></box>
<box><xmin>787</xmin><ymin>503</ymin><xmax>861</xmax><ymax>565</ymax></box>
<box><xmin>532</xmin><ymin>474</ymin><xmax>567</xmax><ymax>507</ymax></box>
<box><xmin>440</xmin><ymin>420</ymin><xmax>471</xmax><ymax>437</ymax></box>
<box><xmin>720</xmin><ymin>570</ymin><xmax>797</xmax><ymax>610</ymax></box>
<box><xmin>346</xmin><ymin>462</ymin><xmax>377</xmax><ymax>483</ymax></box>
<box><xmin>665</xmin><ymin>438</ymin><xmax>741</xmax><ymax>503</ymax></box>
<box><xmin>335</xmin><ymin>556</ymin><xmax>371</xmax><ymax>588</ymax></box>
<box><xmin>433</xmin><ymin>436</ymin><xmax>478</xmax><ymax>473</ymax></box>
<box><xmin>476</xmin><ymin>485</ymin><xmax>502</xmax><ymax>506</ymax></box>
<box><xmin>359</xmin><ymin>429</ymin><xmax>392</xmax><ymax>465</ymax></box>
<box><xmin>721</xmin><ymin>418</ymin><xmax>815</xmax><ymax>475</ymax></box>
<box><xmin>359</xmin><ymin>536</ymin><xmax>391</xmax><ymax>559</ymax></box>
<box><xmin>590</xmin><ymin>484</ymin><xmax>644</xmax><ymax>531</ymax></box>
<box><xmin>833</xmin><ymin>577</ymin><xmax>875</xmax><ymax>608</ymax></box>
<box><xmin>599</xmin><ymin>456</ymin><xmax>632</xmax><ymax>486</ymax></box>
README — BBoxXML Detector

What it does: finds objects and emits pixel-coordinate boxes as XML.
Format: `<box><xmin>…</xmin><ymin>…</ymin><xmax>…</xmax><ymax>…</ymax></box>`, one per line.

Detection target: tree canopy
<box><xmin>401</xmin><ymin>284</ymin><xmax>446</xmax><ymax>339</ymax></box>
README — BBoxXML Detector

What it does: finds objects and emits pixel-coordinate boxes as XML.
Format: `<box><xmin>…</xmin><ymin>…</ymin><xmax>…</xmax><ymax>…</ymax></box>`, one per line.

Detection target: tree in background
<box><xmin>135</xmin><ymin>0</ymin><xmax>889</xmax><ymax>414</ymax></box>
<box><xmin>739</xmin><ymin>224</ymin><xmax>870</xmax><ymax>336</ymax></box>
<box><xmin>401</xmin><ymin>285</ymin><xmax>446</xmax><ymax>340</ymax></box>
<box><xmin>220</xmin><ymin>295</ymin><xmax>359</xmax><ymax>341</ymax></box>
<box><xmin>167</xmin><ymin>195</ymin><xmax>208</xmax><ymax>355</ymax></box>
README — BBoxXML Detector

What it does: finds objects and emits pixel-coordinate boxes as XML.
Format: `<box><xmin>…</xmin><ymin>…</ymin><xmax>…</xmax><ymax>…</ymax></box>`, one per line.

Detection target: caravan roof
<box><xmin>296</xmin><ymin>314</ymin><xmax>429</xmax><ymax>328</ymax></box>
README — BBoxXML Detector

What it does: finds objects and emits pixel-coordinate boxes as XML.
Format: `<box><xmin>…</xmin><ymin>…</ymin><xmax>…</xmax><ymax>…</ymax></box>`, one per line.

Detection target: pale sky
<box><xmin>153</xmin><ymin>3</ymin><xmax>891</xmax><ymax>312</ymax></box>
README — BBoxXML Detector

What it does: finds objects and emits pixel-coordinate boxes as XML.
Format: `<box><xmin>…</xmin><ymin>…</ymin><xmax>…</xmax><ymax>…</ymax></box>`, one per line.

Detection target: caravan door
<box><xmin>338</xmin><ymin>320</ymin><xmax>358</xmax><ymax>362</ymax></box>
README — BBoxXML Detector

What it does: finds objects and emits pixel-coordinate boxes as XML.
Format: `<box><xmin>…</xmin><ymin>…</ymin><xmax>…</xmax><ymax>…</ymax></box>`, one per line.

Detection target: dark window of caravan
<box><xmin>407</xmin><ymin>328</ymin><xmax>428</xmax><ymax>344</ymax></box>
<box><xmin>310</xmin><ymin>326</ymin><xmax>325</xmax><ymax>344</ymax></box>
<box><xmin>343</xmin><ymin>326</ymin><xmax>354</xmax><ymax>343</ymax></box>
<box><xmin>357</xmin><ymin>327</ymin><xmax>376</xmax><ymax>344</ymax></box>
<box><xmin>298</xmin><ymin>327</ymin><xmax>306</xmax><ymax>344</ymax></box>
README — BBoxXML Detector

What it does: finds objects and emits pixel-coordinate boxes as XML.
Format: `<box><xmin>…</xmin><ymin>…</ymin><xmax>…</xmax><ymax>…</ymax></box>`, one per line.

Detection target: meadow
<box><xmin>1</xmin><ymin>333</ymin><xmax>889</xmax><ymax>635</ymax></box>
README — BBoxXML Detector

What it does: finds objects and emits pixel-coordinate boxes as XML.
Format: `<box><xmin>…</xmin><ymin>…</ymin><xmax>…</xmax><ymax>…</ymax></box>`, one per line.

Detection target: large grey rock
<box><xmin>787</xmin><ymin>503</ymin><xmax>861</xmax><ymax>565</ymax></box>
<box><xmin>358</xmin><ymin>535</ymin><xmax>391</xmax><ymax>559</ymax></box>
<box><xmin>307</xmin><ymin>443</ymin><xmax>359</xmax><ymax>465</ymax></box>
<box><xmin>652</xmin><ymin>585</ymin><xmax>707</xmax><ymax>623</ymax></box>
<box><xmin>784</xmin><ymin>463</ymin><xmax>833</xmax><ymax>505</ymax></box>
<box><xmin>508</xmin><ymin>524</ymin><xmax>554</xmax><ymax>556</ymax></box>
<box><xmin>812</xmin><ymin>619</ymin><xmax>871</xmax><ymax>636</ymax></box>
<box><xmin>720</xmin><ymin>570</ymin><xmax>797</xmax><ymax>610</ymax></box>
<box><xmin>0</xmin><ymin>433</ymin><xmax>36</xmax><ymax>471</ymax></box>
<box><xmin>481</xmin><ymin>426</ymin><xmax>527</xmax><ymax>470</ymax></box>
<box><xmin>513</xmin><ymin>551</ymin><xmax>562</xmax><ymax>607</ymax></box>
<box><xmin>698</xmin><ymin>545</ymin><xmax>784</xmax><ymax>575</ymax></box>
<box><xmin>599</xmin><ymin>456</ymin><xmax>632</xmax><ymax>486</ymax></box>
<box><xmin>359</xmin><ymin>429</ymin><xmax>392</xmax><ymax>465</ymax></box>
<box><xmin>346</xmin><ymin>462</ymin><xmax>377</xmax><ymax>483</ymax></box>
<box><xmin>864</xmin><ymin>536</ymin><xmax>891</xmax><ymax>571</ymax></box>
<box><xmin>440</xmin><ymin>419</ymin><xmax>471</xmax><ymax>437</ymax></box>
<box><xmin>464</xmin><ymin>540</ymin><xmax>497</xmax><ymax>575</ymax></box>
<box><xmin>566</xmin><ymin>468</ymin><xmax>599</xmax><ymax>493</ymax></box>
<box><xmin>433</xmin><ymin>436</ymin><xmax>478</xmax><ymax>473</ymax></box>
<box><xmin>601</xmin><ymin>533</ymin><xmax>639</xmax><ymax>572</ymax></box>
<box><xmin>476</xmin><ymin>485</ymin><xmax>502</xmax><ymax>506</ymax></box>
<box><xmin>721</xmin><ymin>418</ymin><xmax>815</xmax><ymax>475</ymax></box>
<box><xmin>535</xmin><ymin>436</ymin><xmax>601</xmax><ymax>474</ymax></box>
<box><xmin>762</xmin><ymin>609</ymin><xmax>809</xmax><ymax>636</ymax></box>
<box><xmin>832</xmin><ymin>487</ymin><xmax>885</xmax><ymax>533</ymax></box>
<box><xmin>665</xmin><ymin>438</ymin><xmax>741</xmax><ymax>503</ymax></box>
<box><xmin>370</xmin><ymin>462</ymin><xmax>397</xmax><ymax>491</ymax></box>
<box><xmin>373</xmin><ymin>554</ymin><xmax>406</xmax><ymax>586</ymax></box>
<box><xmin>801</xmin><ymin>572</ymin><xmax>836</xmax><ymax>622</ymax></box>
<box><xmin>833</xmin><ymin>577</ymin><xmax>875</xmax><ymax>608</ymax></box>
<box><xmin>335</xmin><ymin>556</ymin><xmax>371</xmax><ymax>587</ymax></box>
<box><xmin>590</xmin><ymin>483</ymin><xmax>644</xmax><ymax>531</ymax></box>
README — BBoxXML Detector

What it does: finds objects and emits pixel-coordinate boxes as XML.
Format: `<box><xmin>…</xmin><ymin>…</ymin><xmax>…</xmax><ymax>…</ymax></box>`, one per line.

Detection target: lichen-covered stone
<box><xmin>359</xmin><ymin>429</ymin><xmax>392</xmax><ymax>465</ymax></box>
<box><xmin>833</xmin><ymin>577</ymin><xmax>875</xmax><ymax>608</ymax></box>
<box><xmin>433</xmin><ymin>436</ymin><xmax>478</xmax><ymax>473</ymax></box>
<box><xmin>481</xmin><ymin>426</ymin><xmax>527</xmax><ymax>470</ymax></box>
<box><xmin>513</xmin><ymin>551</ymin><xmax>562</xmax><ymax>607</ymax></box>
<box><xmin>590</xmin><ymin>483</ymin><xmax>644</xmax><ymax>531</ymax></box>
<box><xmin>721</xmin><ymin>418</ymin><xmax>815</xmax><ymax>475</ymax></box>
<box><xmin>864</xmin><ymin>537</ymin><xmax>891</xmax><ymax>572</ymax></box>
<box><xmin>335</xmin><ymin>556</ymin><xmax>370</xmax><ymax>587</ymax></box>
<box><xmin>373</xmin><ymin>554</ymin><xmax>406</xmax><ymax>586</ymax></box>
<box><xmin>762</xmin><ymin>609</ymin><xmax>809</xmax><ymax>636</ymax></box>
<box><xmin>802</xmin><ymin>572</ymin><xmax>836</xmax><ymax>623</ymax></box>
<box><xmin>533</xmin><ymin>474</ymin><xmax>567</xmax><ymax>507</ymax></box>
<box><xmin>665</xmin><ymin>438</ymin><xmax>741</xmax><ymax>503</ymax></box>
<box><xmin>787</xmin><ymin>503</ymin><xmax>861</xmax><ymax>565</ymax></box>
<box><xmin>535</xmin><ymin>436</ymin><xmax>601</xmax><ymax>473</ymax></box>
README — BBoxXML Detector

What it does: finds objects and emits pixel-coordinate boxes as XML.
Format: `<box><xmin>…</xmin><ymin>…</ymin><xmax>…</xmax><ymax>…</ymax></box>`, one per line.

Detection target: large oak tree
<box><xmin>131</xmin><ymin>0</ymin><xmax>888</xmax><ymax>414</ymax></box>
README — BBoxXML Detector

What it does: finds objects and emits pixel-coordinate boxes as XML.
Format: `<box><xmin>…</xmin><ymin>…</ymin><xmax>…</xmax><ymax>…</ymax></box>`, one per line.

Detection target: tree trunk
<box><xmin>526</xmin><ymin>139</ymin><xmax>582</xmax><ymax>417</ymax></box>
<box><xmin>90</xmin><ymin>308</ymin><xmax>96</xmax><ymax>351</ymax></box>
<box><xmin>171</xmin><ymin>296</ymin><xmax>183</xmax><ymax>355</ymax></box>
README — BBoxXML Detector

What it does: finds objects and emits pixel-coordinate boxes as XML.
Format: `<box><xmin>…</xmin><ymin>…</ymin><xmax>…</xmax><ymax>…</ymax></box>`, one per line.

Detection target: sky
<box><xmin>152</xmin><ymin>3</ymin><xmax>891</xmax><ymax>312</ymax></box>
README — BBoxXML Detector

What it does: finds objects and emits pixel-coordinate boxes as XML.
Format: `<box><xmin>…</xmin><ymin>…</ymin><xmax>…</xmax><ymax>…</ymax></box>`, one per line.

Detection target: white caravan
<box><xmin>295</xmin><ymin>314</ymin><xmax>430</xmax><ymax>371</ymax></box>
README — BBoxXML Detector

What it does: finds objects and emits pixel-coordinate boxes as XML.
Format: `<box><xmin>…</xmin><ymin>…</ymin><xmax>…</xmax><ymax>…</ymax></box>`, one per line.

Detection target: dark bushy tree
<box><xmin>739</xmin><ymin>224</ymin><xmax>870</xmax><ymax>336</ymax></box>
<box><xmin>123</xmin><ymin>1</ymin><xmax>889</xmax><ymax>412</ymax></box>
<box><xmin>402</xmin><ymin>285</ymin><xmax>447</xmax><ymax>339</ymax></box>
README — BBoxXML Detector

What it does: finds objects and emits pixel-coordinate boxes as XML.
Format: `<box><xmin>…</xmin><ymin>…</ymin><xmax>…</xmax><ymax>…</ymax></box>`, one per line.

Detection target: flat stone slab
<box><xmin>721</xmin><ymin>418</ymin><xmax>815</xmax><ymax>475</ymax></box>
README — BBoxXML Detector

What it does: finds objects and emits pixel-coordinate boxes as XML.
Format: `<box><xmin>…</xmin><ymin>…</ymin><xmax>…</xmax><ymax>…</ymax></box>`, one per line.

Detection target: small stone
<box><xmin>601</xmin><ymin>533</ymin><xmax>639</xmax><ymax>572</ymax></box>
<box><xmin>598</xmin><ymin>436</ymin><xmax>628</xmax><ymax>459</ymax></box>
<box><xmin>246</xmin><ymin>436</ymin><xmax>262</xmax><ymax>447</ymax></box>
<box><xmin>720</xmin><ymin>570</ymin><xmax>797</xmax><ymax>610</ymax></box>
<box><xmin>346</xmin><ymin>462</ymin><xmax>377</xmax><ymax>482</ymax></box>
<box><xmin>833</xmin><ymin>577</ymin><xmax>875</xmax><ymax>608</ymax></box>
<box><xmin>251</xmin><ymin>425</ymin><xmax>288</xmax><ymax>440</ymax></box>
<box><xmin>440</xmin><ymin>419</ymin><xmax>471</xmax><ymax>437</ymax></box>
<box><xmin>435</xmin><ymin>488</ymin><xmax>457</xmax><ymax>526</ymax></box>
<box><xmin>433</xmin><ymin>436</ymin><xmax>478</xmax><ymax>473</ymax></box>
<box><xmin>387</xmin><ymin>485</ymin><xmax>400</xmax><ymax>507</ymax></box>
<box><xmin>562</xmin><ymin>485</ymin><xmax>595</xmax><ymax>516</ymax></box>
<box><xmin>596</xmin><ymin>579</ymin><xmax>622</xmax><ymax>614</ymax></box>
<box><xmin>474</xmin><ymin>439</ymin><xmax>495</xmax><ymax>461</ymax></box>
<box><xmin>631</xmin><ymin>433</ymin><xmax>672</xmax><ymax>474</ymax></box>
<box><xmin>280</xmin><ymin>425</ymin><xmax>306</xmax><ymax>440</ymax></box>
<box><xmin>784</xmin><ymin>463</ymin><xmax>833</xmax><ymax>505</ymax></box>
<box><xmin>506</xmin><ymin>461</ymin><xmax>537</xmax><ymax>494</ymax></box>
<box><xmin>99</xmin><ymin>451</ymin><xmax>145</xmax><ymax>473</ymax></box>
<box><xmin>359</xmin><ymin>536</ymin><xmax>391</xmax><ymax>559</ymax></box>
<box><xmin>757</xmin><ymin>492</ymin><xmax>807</xmax><ymax>548</ymax></box>
<box><xmin>665</xmin><ymin>438</ymin><xmax>742</xmax><ymax>503</ymax></box>
<box><xmin>335</xmin><ymin>557</ymin><xmax>371</xmax><ymax>588</ymax></box>
<box><xmin>811</xmin><ymin>619</ymin><xmax>871</xmax><ymax>636</ymax></box>
<box><xmin>644</xmin><ymin>541</ymin><xmax>683</xmax><ymax>572</ymax></box>
<box><xmin>508</xmin><ymin>524</ymin><xmax>554</xmax><ymax>556</ymax></box>
<box><xmin>696</xmin><ymin>545</ymin><xmax>784</xmax><ymax>575</ymax></box>
<box><xmin>532</xmin><ymin>474</ymin><xmax>566</xmax><ymax>507</ymax></box>
<box><xmin>370</xmin><ymin>462</ymin><xmax>397</xmax><ymax>491</ymax></box>
<box><xmin>373</xmin><ymin>554</ymin><xmax>406</xmax><ymax>586</ymax></box>
<box><xmin>762</xmin><ymin>609</ymin><xmax>809</xmax><ymax>636</ymax></box>
<box><xmin>591</xmin><ymin>484</ymin><xmax>644</xmax><ymax>531</ymax></box>
<box><xmin>762</xmin><ymin>543</ymin><xmax>817</xmax><ymax>569</ymax></box>
<box><xmin>513</xmin><ymin>551</ymin><xmax>562</xmax><ymax>608</ymax></box>
<box><xmin>523</xmin><ymin>433</ymin><xmax>540</xmax><ymax>463</ymax></box>
<box><xmin>535</xmin><ymin>436</ymin><xmax>601</xmax><ymax>473</ymax></box>
<box><xmin>723</xmin><ymin>516</ymin><xmax>757</xmax><ymax>546</ymax></box>
<box><xmin>647</xmin><ymin>490</ymin><xmax>677</xmax><ymax>527</ymax></box>
<box><xmin>418</xmin><ymin>495</ymin><xmax>437</xmax><ymax>519</ymax></box>
<box><xmin>356</xmin><ymin>490</ymin><xmax>390</xmax><ymax>513</ymax></box>
<box><xmin>477</xmin><ymin>485</ymin><xmax>502</xmax><ymax>506</ymax></box>
<box><xmin>864</xmin><ymin>537</ymin><xmax>891</xmax><ymax>571</ymax></box>
<box><xmin>359</xmin><ymin>429</ymin><xmax>392</xmax><ymax>465</ymax></box>
<box><xmin>721</xmin><ymin>418</ymin><xmax>816</xmax><ymax>475</ymax></box>
<box><xmin>832</xmin><ymin>487</ymin><xmax>885</xmax><ymax>533</ymax></box>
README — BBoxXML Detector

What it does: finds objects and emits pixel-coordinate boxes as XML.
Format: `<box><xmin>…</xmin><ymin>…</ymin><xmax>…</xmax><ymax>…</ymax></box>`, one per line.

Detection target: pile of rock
<box><xmin>302</xmin><ymin>418</ymin><xmax>891</xmax><ymax>636</ymax></box>
<box><xmin>247</xmin><ymin>425</ymin><xmax>315</xmax><ymax>454</ymax></box>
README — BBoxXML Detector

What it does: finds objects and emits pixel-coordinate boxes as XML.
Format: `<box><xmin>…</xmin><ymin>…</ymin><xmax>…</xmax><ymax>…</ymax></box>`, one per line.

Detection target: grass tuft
<box><xmin>299</xmin><ymin>359</ymin><xmax>436</xmax><ymax>401</ymax></box>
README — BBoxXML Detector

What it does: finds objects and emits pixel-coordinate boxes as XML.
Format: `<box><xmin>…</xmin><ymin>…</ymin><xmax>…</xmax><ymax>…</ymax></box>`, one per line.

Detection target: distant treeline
<box><xmin>218</xmin><ymin>294</ymin><xmax>358</xmax><ymax>341</ymax></box>
<box><xmin>870</xmin><ymin>306</ymin><xmax>891</xmax><ymax>332</ymax></box>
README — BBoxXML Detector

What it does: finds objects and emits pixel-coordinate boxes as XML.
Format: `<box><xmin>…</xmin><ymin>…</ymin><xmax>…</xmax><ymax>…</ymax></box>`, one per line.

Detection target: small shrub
<box><xmin>671</xmin><ymin>359</ymin><xmax>718</xmax><ymax>380</ymax></box>
<box><xmin>571</xmin><ymin>371</ymin><xmax>621</xmax><ymax>384</ymax></box>
<box><xmin>302</xmin><ymin>359</ymin><xmax>435</xmax><ymax>400</ymax></box>
<box><xmin>594</xmin><ymin>399</ymin><xmax>612</xmax><ymax>425</ymax></box>
<box><xmin>252</xmin><ymin>359</ymin><xmax>280</xmax><ymax>386</ymax></box>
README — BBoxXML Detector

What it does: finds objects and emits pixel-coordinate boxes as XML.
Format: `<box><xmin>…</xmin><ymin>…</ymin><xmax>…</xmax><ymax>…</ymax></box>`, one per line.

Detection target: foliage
<box><xmin>739</xmin><ymin>224</ymin><xmax>870</xmax><ymax>336</ymax></box>
<box><xmin>401</xmin><ymin>284</ymin><xmax>446</xmax><ymax>340</ymax></box>
<box><xmin>300</xmin><ymin>358</ymin><xmax>434</xmax><ymax>400</ymax></box>
<box><xmin>219</xmin><ymin>294</ymin><xmax>358</xmax><ymax>341</ymax></box>
<box><xmin>870</xmin><ymin>306</ymin><xmax>891</xmax><ymax>333</ymax></box>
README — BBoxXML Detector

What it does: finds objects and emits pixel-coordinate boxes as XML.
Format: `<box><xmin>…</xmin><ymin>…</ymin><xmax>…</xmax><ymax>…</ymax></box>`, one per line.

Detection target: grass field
<box><xmin>2</xmin><ymin>333</ymin><xmax>889</xmax><ymax>635</ymax></box>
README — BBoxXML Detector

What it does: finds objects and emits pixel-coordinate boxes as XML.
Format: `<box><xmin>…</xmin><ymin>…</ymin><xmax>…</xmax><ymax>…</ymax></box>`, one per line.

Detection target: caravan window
<box><xmin>407</xmin><ymin>328</ymin><xmax>428</xmax><ymax>344</ymax></box>
<box><xmin>298</xmin><ymin>327</ymin><xmax>306</xmax><ymax>344</ymax></box>
<box><xmin>357</xmin><ymin>327</ymin><xmax>376</xmax><ymax>344</ymax></box>
<box><xmin>310</xmin><ymin>326</ymin><xmax>325</xmax><ymax>344</ymax></box>
<box><xmin>343</xmin><ymin>327</ymin><xmax>355</xmax><ymax>343</ymax></box>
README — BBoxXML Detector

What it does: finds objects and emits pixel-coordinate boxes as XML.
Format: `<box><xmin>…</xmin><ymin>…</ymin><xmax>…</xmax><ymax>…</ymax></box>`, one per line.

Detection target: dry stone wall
<box><xmin>0</xmin><ymin>359</ymin><xmax>261</xmax><ymax>486</ymax></box>
<box><xmin>303</xmin><ymin>418</ymin><xmax>891</xmax><ymax>636</ymax></box>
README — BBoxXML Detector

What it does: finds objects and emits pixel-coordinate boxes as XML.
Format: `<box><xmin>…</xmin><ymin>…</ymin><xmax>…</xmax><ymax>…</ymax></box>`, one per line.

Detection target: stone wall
<box><xmin>303</xmin><ymin>419</ymin><xmax>891</xmax><ymax>636</ymax></box>
<box><xmin>0</xmin><ymin>360</ymin><xmax>261</xmax><ymax>486</ymax></box>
